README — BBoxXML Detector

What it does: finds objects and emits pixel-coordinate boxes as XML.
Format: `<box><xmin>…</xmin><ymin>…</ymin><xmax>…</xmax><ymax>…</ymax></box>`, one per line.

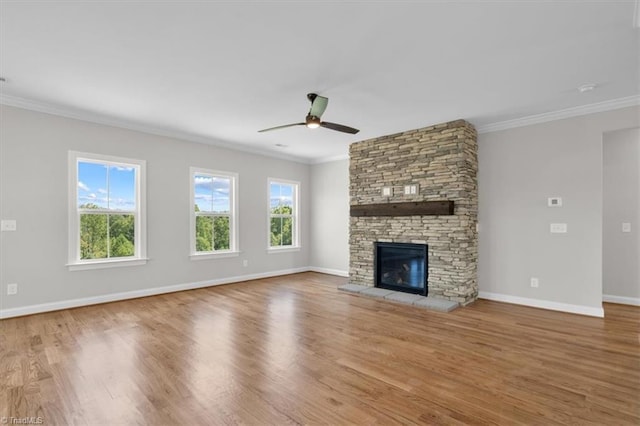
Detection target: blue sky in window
<box><xmin>77</xmin><ymin>162</ymin><xmax>136</xmax><ymax>210</ymax></box>
<box><xmin>194</xmin><ymin>175</ymin><xmax>230</xmax><ymax>213</ymax></box>
<box><xmin>270</xmin><ymin>183</ymin><xmax>293</xmax><ymax>209</ymax></box>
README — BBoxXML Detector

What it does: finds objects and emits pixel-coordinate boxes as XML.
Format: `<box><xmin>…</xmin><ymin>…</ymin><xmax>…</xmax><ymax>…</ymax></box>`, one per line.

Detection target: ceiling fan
<box><xmin>258</xmin><ymin>93</ymin><xmax>359</xmax><ymax>134</ymax></box>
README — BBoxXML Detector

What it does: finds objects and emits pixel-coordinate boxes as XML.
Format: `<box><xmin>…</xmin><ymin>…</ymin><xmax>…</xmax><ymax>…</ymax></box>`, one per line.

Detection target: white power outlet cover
<box><xmin>550</xmin><ymin>223</ymin><xmax>567</xmax><ymax>233</ymax></box>
<box><xmin>1</xmin><ymin>220</ymin><xmax>17</xmax><ymax>231</ymax></box>
<box><xmin>530</xmin><ymin>278</ymin><xmax>539</xmax><ymax>288</ymax></box>
<box><xmin>404</xmin><ymin>185</ymin><xmax>418</xmax><ymax>195</ymax></box>
<box><xmin>382</xmin><ymin>187</ymin><xmax>392</xmax><ymax>196</ymax></box>
<box><xmin>7</xmin><ymin>283</ymin><xmax>17</xmax><ymax>295</ymax></box>
<box><xmin>622</xmin><ymin>223</ymin><xmax>631</xmax><ymax>233</ymax></box>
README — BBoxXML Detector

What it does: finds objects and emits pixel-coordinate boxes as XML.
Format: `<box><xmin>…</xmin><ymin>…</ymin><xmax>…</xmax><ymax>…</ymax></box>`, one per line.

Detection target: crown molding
<box><xmin>310</xmin><ymin>154</ymin><xmax>349</xmax><ymax>165</ymax></box>
<box><xmin>476</xmin><ymin>95</ymin><xmax>640</xmax><ymax>134</ymax></box>
<box><xmin>0</xmin><ymin>94</ymin><xmax>311</xmax><ymax>164</ymax></box>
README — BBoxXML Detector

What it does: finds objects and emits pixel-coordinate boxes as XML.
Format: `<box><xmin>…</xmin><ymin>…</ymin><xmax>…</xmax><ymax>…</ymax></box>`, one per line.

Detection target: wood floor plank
<box><xmin>1</xmin><ymin>272</ymin><xmax>638</xmax><ymax>425</ymax></box>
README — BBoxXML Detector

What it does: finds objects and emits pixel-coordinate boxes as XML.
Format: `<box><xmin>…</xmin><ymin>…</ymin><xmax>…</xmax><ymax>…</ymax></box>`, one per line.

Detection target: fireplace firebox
<box><xmin>375</xmin><ymin>242</ymin><xmax>428</xmax><ymax>296</ymax></box>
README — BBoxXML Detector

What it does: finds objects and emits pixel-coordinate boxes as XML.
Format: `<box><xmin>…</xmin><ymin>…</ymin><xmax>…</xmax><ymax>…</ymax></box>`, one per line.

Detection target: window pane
<box><xmin>213</xmin><ymin>216</ymin><xmax>230</xmax><ymax>250</ymax></box>
<box><xmin>194</xmin><ymin>175</ymin><xmax>213</xmax><ymax>212</ymax></box>
<box><xmin>108</xmin><ymin>165</ymin><xmax>136</xmax><ymax>211</ymax></box>
<box><xmin>270</xmin><ymin>182</ymin><xmax>294</xmax><ymax>213</ymax></box>
<box><xmin>279</xmin><ymin>195</ymin><xmax>293</xmax><ymax>209</ymax></box>
<box><xmin>270</xmin><ymin>217</ymin><xmax>282</xmax><ymax>247</ymax></box>
<box><xmin>280</xmin><ymin>184</ymin><xmax>293</xmax><ymax>208</ymax></box>
<box><xmin>270</xmin><ymin>183</ymin><xmax>281</xmax><ymax>212</ymax></box>
<box><xmin>282</xmin><ymin>217</ymin><xmax>293</xmax><ymax>246</ymax></box>
<box><xmin>78</xmin><ymin>162</ymin><xmax>108</xmax><ymax>209</ymax></box>
<box><xmin>80</xmin><ymin>213</ymin><xmax>108</xmax><ymax>259</ymax></box>
<box><xmin>195</xmin><ymin>216</ymin><xmax>213</xmax><ymax>252</ymax></box>
<box><xmin>212</xmin><ymin>177</ymin><xmax>230</xmax><ymax>213</ymax></box>
<box><xmin>109</xmin><ymin>214</ymin><xmax>135</xmax><ymax>258</ymax></box>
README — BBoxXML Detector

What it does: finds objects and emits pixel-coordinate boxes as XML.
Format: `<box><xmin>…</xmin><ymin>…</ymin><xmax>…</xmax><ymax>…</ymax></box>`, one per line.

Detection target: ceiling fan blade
<box><xmin>258</xmin><ymin>123</ymin><xmax>305</xmax><ymax>133</ymax></box>
<box><xmin>320</xmin><ymin>121</ymin><xmax>360</xmax><ymax>134</ymax></box>
<box><xmin>309</xmin><ymin>94</ymin><xmax>328</xmax><ymax>118</ymax></box>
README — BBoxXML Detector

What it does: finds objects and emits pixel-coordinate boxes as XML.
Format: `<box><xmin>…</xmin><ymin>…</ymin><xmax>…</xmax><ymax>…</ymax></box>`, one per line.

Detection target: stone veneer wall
<box><xmin>349</xmin><ymin>119</ymin><xmax>478</xmax><ymax>304</ymax></box>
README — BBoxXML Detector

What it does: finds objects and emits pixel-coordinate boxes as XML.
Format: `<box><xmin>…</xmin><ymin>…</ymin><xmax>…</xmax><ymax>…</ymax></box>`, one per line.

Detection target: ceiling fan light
<box><xmin>306</xmin><ymin>115</ymin><xmax>321</xmax><ymax>129</ymax></box>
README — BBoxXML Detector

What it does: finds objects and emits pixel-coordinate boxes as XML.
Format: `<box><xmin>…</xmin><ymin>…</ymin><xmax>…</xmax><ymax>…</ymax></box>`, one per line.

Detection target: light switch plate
<box><xmin>550</xmin><ymin>223</ymin><xmax>567</xmax><ymax>233</ymax></box>
<box><xmin>548</xmin><ymin>197</ymin><xmax>562</xmax><ymax>207</ymax></box>
<box><xmin>1</xmin><ymin>220</ymin><xmax>16</xmax><ymax>231</ymax></box>
<box><xmin>622</xmin><ymin>223</ymin><xmax>631</xmax><ymax>233</ymax></box>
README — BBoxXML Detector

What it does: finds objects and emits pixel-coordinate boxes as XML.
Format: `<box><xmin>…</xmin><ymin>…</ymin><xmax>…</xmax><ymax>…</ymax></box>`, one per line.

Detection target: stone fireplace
<box><xmin>349</xmin><ymin>119</ymin><xmax>478</xmax><ymax>305</ymax></box>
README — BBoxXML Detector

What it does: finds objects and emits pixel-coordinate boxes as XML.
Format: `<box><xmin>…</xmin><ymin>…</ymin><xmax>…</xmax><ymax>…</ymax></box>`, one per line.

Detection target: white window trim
<box><xmin>67</xmin><ymin>151</ymin><xmax>147</xmax><ymax>271</ymax></box>
<box><xmin>189</xmin><ymin>167</ymin><xmax>239</xmax><ymax>259</ymax></box>
<box><xmin>267</xmin><ymin>177</ymin><xmax>300</xmax><ymax>252</ymax></box>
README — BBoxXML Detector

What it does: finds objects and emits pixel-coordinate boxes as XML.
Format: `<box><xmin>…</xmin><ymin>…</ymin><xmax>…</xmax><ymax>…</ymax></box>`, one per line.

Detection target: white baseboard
<box><xmin>308</xmin><ymin>266</ymin><xmax>349</xmax><ymax>277</ymax></box>
<box><xmin>478</xmin><ymin>291</ymin><xmax>605</xmax><ymax>318</ymax></box>
<box><xmin>0</xmin><ymin>267</ymin><xmax>309</xmax><ymax>319</ymax></box>
<box><xmin>603</xmin><ymin>294</ymin><xmax>640</xmax><ymax>306</ymax></box>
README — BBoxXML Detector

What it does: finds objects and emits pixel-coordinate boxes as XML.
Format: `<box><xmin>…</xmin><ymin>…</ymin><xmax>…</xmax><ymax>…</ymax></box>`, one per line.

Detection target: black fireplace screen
<box><xmin>375</xmin><ymin>242</ymin><xmax>428</xmax><ymax>296</ymax></box>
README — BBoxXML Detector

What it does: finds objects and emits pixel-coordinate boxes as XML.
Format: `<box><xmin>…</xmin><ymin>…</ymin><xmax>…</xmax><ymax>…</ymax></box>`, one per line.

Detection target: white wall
<box><xmin>478</xmin><ymin>106</ymin><xmax>639</xmax><ymax>316</ymax></box>
<box><xmin>603</xmin><ymin>127</ymin><xmax>640</xmax><ymax>303</ymax></box>
<box><xmin>309</xmin><ymin>159</ymin><xmax>349</xmax><ymax>276</ymax></box>
<box><xmin>0</xmin><ymin>105</ymin><xmax>310</xmax><ymax>316</ymax></box>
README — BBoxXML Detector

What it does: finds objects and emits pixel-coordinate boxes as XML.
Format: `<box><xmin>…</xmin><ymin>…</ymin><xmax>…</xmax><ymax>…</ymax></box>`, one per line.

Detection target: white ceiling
<box><xmin>1</xmin><ymin>1</ymin><xmax>638</xmax><ymax>163</ymax></box>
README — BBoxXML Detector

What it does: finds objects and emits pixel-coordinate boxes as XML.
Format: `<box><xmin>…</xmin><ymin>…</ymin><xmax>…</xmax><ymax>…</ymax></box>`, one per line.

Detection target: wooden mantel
<box><xmin>350</xmin><ymin>200</ymin><xmax>454</xmax><ymax>217</ymax></box>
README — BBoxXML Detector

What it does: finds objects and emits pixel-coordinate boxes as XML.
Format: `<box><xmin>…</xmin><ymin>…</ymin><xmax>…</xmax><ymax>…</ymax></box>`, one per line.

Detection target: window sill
<box><xmin>67</xmin><ymin>258</ymin><xmax>149</xmax><ymax>271</ymax></box>
<box><xmin>190</xmin><ymin>251</ymin><xmax>240</xmax><ymax>261</ymax></box>
<box><xmin>267</xmin><ymin>246</ymin><xmax>301</xmax><ymax>254</ymax></box>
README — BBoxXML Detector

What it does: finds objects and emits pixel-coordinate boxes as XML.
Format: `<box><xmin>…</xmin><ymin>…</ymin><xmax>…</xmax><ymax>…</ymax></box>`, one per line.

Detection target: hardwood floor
<box><xmin>1</xmin><ymin>272</ymin><xmax>638</xmax><ymax>425</ymax></box>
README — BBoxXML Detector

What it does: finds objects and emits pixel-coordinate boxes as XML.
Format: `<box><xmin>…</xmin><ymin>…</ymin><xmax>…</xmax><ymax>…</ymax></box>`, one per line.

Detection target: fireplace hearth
<box><xmin>375</xmin><ymin>242</ymin><xmax>428</xmax><ymax>296</ymax></box>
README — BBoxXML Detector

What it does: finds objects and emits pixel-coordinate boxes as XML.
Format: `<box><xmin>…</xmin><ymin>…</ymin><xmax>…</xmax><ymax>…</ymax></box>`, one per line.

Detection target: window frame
<box><xmin>189</xmin><ymin>167</ymin><xmax>239</xmax><ymax>260</ymax></box>
<box><xmin>267</xmin><ymin>178</ymin><xmax>300</xmax><ymax>252</ymax></box>
<box><xmin>67</xmin><ymin>151</ymin><xmax>147</xmax><ymax>271</ymax></box>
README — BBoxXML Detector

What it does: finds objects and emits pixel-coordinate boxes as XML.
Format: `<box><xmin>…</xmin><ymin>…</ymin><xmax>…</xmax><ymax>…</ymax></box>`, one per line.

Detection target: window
<box><xmin>190</xmin><ymin>168</ymin><xmax>238</xmax><ymax>258</ymax></box>
<box><xmin>268</xmin><ymin>179</ymin><xmax>299</xmax><ymax>250</ymax></box>
<box><xmin>68</xmin><ymin>151</ymin><xmax>146</xmax><ymax>270</ymax></box>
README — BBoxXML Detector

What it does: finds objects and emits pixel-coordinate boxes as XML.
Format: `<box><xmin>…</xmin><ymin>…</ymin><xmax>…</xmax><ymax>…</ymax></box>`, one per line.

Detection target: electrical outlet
<box><xmin>404</xmin><ymin>185</ymin><xmax>418</xmax><ymax>195</ymax></box>
<box><xmin>1</xmin><ymin>220</ymin><xmax>17</xmax><ymax>232</ymax></box>
<box><xmin>530</xmin><ymin>278</ymin><xmax>539</xmax><ymax>288</ymax></box>
<box><xmin>550</xmin><ymin>223</ymin><xmax>567</xmax><ymax>233</ymax></box>
<box><xmin>622</xmin><ymin>223</ymin><xmax>631</xmax><ymax>233</ymax></box>
<box><xmin>243</xmin><ymin>260</ymin><xmax>249</xmax><ymax>267</ymax></box>
<box><xmin>7</xmin><ymin>283</ymin><xmax>17</xmax><ymax>295</ymax></box>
